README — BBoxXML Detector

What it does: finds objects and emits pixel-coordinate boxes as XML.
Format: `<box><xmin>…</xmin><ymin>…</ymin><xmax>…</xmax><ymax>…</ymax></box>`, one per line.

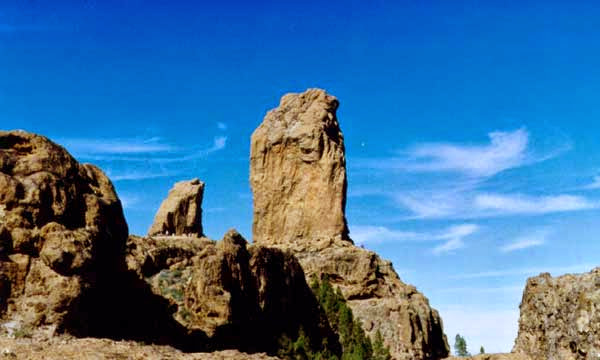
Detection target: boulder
<box><xmin>249</xmin><ymin>89</ymin><xmax>450</xmax><ymax>359</ymax></box>
<box><xmin>0</xmin><ymin>130</ymin><xmax>128</xmax><ymax>331</ymax></box>
<box><xmin>148</xmin><ymin>179</ymin><xmax>205</xmax><ymax>237</ymax></box>
<box><xmin>513</xmin><ymin>268</ymin><xmax>600</xmax><ymax>360</ymax></box>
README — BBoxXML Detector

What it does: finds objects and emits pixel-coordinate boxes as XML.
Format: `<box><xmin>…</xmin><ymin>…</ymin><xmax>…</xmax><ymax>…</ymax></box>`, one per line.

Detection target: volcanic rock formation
<box><xmin>250</xmin><ymin>89</ymin><xmax>350</xmax><ymax>248</ymax></box>
<box><xmin>148</xmin><ymin>178</ymin><xmax>205</xmax><ymax>237</ymax></box>
<box><xmin>127</xmin><ymin>181</ymin><xmax>340</xmax><ymax>355</ymax></box>
<box><xmin>513</xmin><ymin>268</ymin><xmax>600</xmax><ymax>360</ymax></box>
<box><xmin>250</xmin><ymin>89</ymin><xmax>450</xmax><ymax>360</ymax></box>
<box><xmin>0</xmin><ymin>130</ymin><xmax>128</xmax><ymax>331</ymax></box>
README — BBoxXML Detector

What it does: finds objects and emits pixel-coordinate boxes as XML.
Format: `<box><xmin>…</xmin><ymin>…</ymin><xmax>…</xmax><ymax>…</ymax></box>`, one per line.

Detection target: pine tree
<box><xmin>480</xmin><ymin>346</ymin><xmax>485</xmax><ymax>354</ymax></box>
<box><xmin>454</xmin><ymin>334</ymin><xmax>469</xmax><ymax>357</ymax></box>
<box><xmin>372</xmin><ymin>330</ymin><xmax>391</xmax><ymax>360</ymax></box>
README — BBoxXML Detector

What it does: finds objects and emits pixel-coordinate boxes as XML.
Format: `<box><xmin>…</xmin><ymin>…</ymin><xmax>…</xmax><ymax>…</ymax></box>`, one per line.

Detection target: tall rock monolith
<box><xmin>250</xmin><ymin>89</ymin><xmax>450</xmax><ymax>360</ymax></box>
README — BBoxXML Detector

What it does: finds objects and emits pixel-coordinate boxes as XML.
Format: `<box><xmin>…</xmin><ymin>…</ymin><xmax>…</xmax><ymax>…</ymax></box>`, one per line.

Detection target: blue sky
<box><xmin>2</xmin><ymin>0</ymin><xmax>600</xmax><ymax>354</ymax></box>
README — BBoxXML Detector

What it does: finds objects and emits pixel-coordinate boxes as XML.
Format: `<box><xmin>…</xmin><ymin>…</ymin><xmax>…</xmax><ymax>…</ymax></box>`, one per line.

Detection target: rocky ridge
<box><xmin>250</xmin><ymin>89</ymin><xmax>450</xmax><ymax>360</ymax></box>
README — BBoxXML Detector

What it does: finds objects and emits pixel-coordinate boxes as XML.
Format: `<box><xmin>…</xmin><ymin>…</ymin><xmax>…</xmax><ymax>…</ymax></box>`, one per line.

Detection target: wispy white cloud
<box><xmin>61</xmin><ymin>136</ymin><xmax>227</xmax><ymax>162</ymax></box>
<box><xmin>106</xmin><ymin>169</ymin><xmax>181</xmax><ymax>182</ymax></box>
<box><xmin>217</xmin><ymin>122</ymin><xmax>227</xmax><ymax>130</ymax></box>
<box><xmin>449</xmin><ymin>263</ymin><xmax>597</xmax><ymax>279</ymax></box>
<box><xmin>351</xmin><ymin>223</ymin><xmax>478</xmax><ymax>246</ymax></box>
<box><xmin>395</xmin><ymin>190</ymin><xmax>597</xmax><ymax>220</ymax></box>
<box><xmin>583</xmin><ymin>175</ymin><xmax>600</xmax><ymax>190</ymax></box>
<box><xmin>351</xmin><ymin>223</ymin><xmax>478</xmax><ymax>256</ymax></box>
<box><xmin>475</xmin><ymin>193</ymin><xmax>596</xmax><ymax>215</ymax></box>
<box><xmin>405</xmin><ymin>128</ymin><xmax>529</xmax><ymax>177</ymax></box>
<box><xmin>61</xmin><ymin>137</ymin><xmax>177</xmax><ymax>158</ymax></box>
<box><xmin>356</xmin><ymin>128</ymin><xmax>547</xmax><ymax>177</ymax></box>
<box><xmin>432</xmin><ymin>238</ymin><xmax>465</xmax><ymax>255</ymax></box>
<box><xmin>500</xmin><ymin>229</ymin><xmax>549</xmax><ymax>253</ymax></box>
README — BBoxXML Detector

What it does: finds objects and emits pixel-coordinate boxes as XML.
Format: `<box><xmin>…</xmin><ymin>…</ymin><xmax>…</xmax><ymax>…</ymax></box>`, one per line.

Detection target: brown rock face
<box><xmin>444</xmin><ymin>355</ymin><xmax>531</xmax><ymax>360</ymax></box>
<box><xmin>513</xmin><ymin>268</ymin><xmax>600</xmax><ymax>360</ymax></box>
<box><xmin>126</xmin><ymin>230</ymin><xmax>340</xmax><ymax>355</ymax></box>
<box><xmin>250</xmin><ymin>88</ymin><xmax>350</xmax><ymax>247</ymax></box>
<box><xmin>148</xmin><ymin>179</ymin><xmax>205</xmax><ymax>237</ymax></box>
<box><xmin>250</xmin><ymin>89</ymin><xmax>449</xmax><ymax>360</ymax></box>
<box><xmin>0</xmin><ymin>130</ymin><xmax>128</xmax><ymax>331</ymax></box>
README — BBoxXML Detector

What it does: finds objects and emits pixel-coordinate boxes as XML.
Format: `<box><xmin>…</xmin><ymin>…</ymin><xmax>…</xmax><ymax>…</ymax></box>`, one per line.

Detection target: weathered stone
<box><xmin>126</xmin><ymin>230</ymin><xmax>340</xmax><ymax>355</ymax></box>
<box><xmin>513</xmin><ymin>268</ymin><xmax>600</xmax><ymax>360</ymax></box>
<box><xmin>250</xmin><ymin>89</ymin><xmax>449</xmax><ymax>360</ymax></box>
<box><xmin>148</xmin><ymin>179</ymin><xmax>205</xmax><ymax>237</ymax></box>
<box><xmin>0</xmin><ymin>130</ymin><xmax>128</xmax><ymax>332</ymax></box>
<box><xmin>444</xmin><ymin>354</ymin><xmax>531</xmax><ymax>360</ymax></box>
<box><xmin>250</xmin><ymin>89</ymin><xmax>350</xmax><ymax>247</ymax></box>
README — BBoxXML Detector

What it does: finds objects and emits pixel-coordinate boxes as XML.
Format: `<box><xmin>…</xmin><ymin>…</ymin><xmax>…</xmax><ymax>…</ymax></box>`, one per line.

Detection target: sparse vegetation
<box><xmin>277</xmin><ymin>276</ymin><xmax>391</xmax><ymax>359</ymax></box>
<box><xmin>454</xmin><ymin>334</ymin><xmax>469</xmax><ymax>357</ymax></box>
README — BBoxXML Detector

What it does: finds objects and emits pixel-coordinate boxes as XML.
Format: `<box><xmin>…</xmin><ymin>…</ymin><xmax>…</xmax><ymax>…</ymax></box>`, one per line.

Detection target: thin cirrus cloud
<box><xmin>61</xmin><ymin>136</ymin><xmax>227</xmax><ymax>162</ymax></box>
<box><xmin>499</xmin><ymin>229</ymin><xmax>550</xmax><ymax>253</ymax></box>
<box><xmin>448</xmin><ymin>263</ymin><xmax>597</xmax><ymax>279</ymax></box>
<box><xmin>583</xmin><ymin>175</ymin><xmax>600</xmax><ymax>190</ymax></box>
<box><xmin>396</xmin><ymin>191</ymin><xmax>596</xmax><ymax>220</ymax></box>
<box><xmin>354</xmin><ymin>127</ymin><xmax>588</xmax><ymax>220</ymax></box>
<box><xmin>351</xmin><ymin>223</ymin><xmax>479</xmax><ymax>255</ymax></box>
<box><xmin>356</xmin><ymin>128</ymin><xmax>541</xmax><ymax>177</ymax></box>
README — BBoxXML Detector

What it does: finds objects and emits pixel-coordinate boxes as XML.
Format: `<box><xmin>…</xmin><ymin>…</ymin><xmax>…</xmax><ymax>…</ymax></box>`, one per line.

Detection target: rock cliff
<box><xmin>0</xmin><ymin>130</ymin><xmax>128</xmax><ymax>332</ymax></box>
<box><xmin>250</xmin><ymin>89</ymin><xmax>450</xmax><ymax>359</ymax></box>
<box><xmin>513</xmin><ymin>268</ymin><xmax>600</xmax><ymax>360</ymax></box>
<box><xmin>250</xmin><ymin>89</ymin><xmax>350</xmax><ymax>247</ymax></box>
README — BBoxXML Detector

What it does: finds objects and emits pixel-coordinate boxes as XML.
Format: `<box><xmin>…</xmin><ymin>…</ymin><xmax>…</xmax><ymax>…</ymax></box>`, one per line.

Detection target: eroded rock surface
<box><xmin>250</xmin><ymin>89</ymin><xmax>449</xmax><ymax>359</ymax></box>
<box><xmin>513</xmin><ymin>268</ymin><xmax>600</xmax><ymax>360</ymax></box>
<box><xmin>148</xmin><ymin>179</ymin><xmax>205</xmax><ymax>237</ymax></box>
<box><xmin>0</xmin><ymin>130</ymin><xmax>128</xmax><ymax>332</ymax></box>
<box><xmin>250</xmin><ymin>88</ymin><xmax>350</xmax><ymax>247</ymax></box>
<box><xmin>126</xmin><ymin>230</ymin><xmax>340</xmax><ymax>355</ymax></box>
<box><xmin>444</xmin><ymin>355</ymin><xmax>531</xmax><ymax>360</ymax></box>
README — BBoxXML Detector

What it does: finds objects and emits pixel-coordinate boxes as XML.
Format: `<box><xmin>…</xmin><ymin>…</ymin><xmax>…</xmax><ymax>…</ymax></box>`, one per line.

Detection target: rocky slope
<box><xmin>250</xmin><ymin>89</ymin><xmax>449</xmax><ymax>360</ymax></box>
<box><xmin>513</xmin><ymin>268</ymin><xmax>600</xmax><ymax>360</ymax></box>
<box><xmin>0</xmin><ymin>335</ymin><xmax>279</xmax><ymax>360</ymax></box>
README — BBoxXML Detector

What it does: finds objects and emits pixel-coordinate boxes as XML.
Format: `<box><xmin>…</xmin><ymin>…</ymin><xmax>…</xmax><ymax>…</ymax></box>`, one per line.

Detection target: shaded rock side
<box><xmin>0</xmin><ymin>130</ymin><xmax>128</xmax><ymax>331</ymax></box>
<box><xmin>126</xmin><ymin>230</ymin><xmax>340</xmax><ymax>355</ymax></box>
<box><xmin>291</xmin><ymin>242</ymin><xmax>450</xmax><ymax>360</ymax></box>
<box><xmin>249</xmin><ymin>89</ymin><xmax>449</xmax><ymax>360</ymax></box>
<box><xmin>148</xmin><ymin>179</ymin><xmax>205</xmax><ymax>237</ymax></box>
<box><xmin>250</xmin><ymin>88</ymin><xmax>350</xmax><ymax>247</ymax></box>
<box><xmin>513</xmin><ymin>268</ymin><xmax>600</xmax><ymax>360</ymax></box>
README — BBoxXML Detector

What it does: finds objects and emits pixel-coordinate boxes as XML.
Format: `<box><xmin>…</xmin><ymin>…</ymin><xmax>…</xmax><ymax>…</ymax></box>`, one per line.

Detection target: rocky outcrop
<box><xmin>0</xmin><ymin>130</ymin><xmax>128</xmax><ymax>332</ymax></box>
<box><xmin>126</xmin><ymin>230</ymin><xmax>340</xmax><ymax>355</ymax></box>
<box><xmin>0</xmin><ymin>335</ymin><xmax>281</xmax><ymax>360</ymax></box>
<box><xmin>444</xmin><ymin>355</ymin><xmax>531</xmax><ymax>360</ymax></box>
<box><xmin>250</xmin><ymin>89</ymin><xmax>449</xmax><ymax>359</ymax></box>
<box><xmin>148</xmin><ymin>179</ymin><xmax>205</xmax><ymax>237</ymax></box>
<box><xmin>513</xmin><ymin>268</ymin><xmax>600</xmax><ymax>360</ymax></box>
<box><xmin>250</xmin><ymin>89</ymin><xmax>350</xmax><ymax>247</ymax></box>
